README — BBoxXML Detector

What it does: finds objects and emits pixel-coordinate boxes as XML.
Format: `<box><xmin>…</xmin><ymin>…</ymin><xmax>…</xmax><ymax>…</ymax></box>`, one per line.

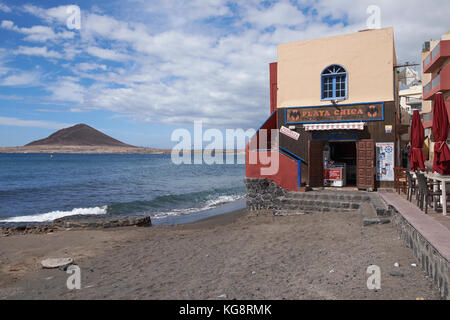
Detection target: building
<box><xmin>400</xmin><ymin>85</ymin><xmax>422</xmax><ymax>115</ymax></box>
<box><xmin>421</xmin><ymin>31</ymin><xmax>450</xmax><ymax>164</ymax></box>
<box><xmin>399</xmin><ymin>84</ymin><xmax>422</xmax><ymax>157</ymax></box>
<box><xmin>246</xmin><ymin>28</ymin><xmax>400</xmax><ymax>192</ymax></box>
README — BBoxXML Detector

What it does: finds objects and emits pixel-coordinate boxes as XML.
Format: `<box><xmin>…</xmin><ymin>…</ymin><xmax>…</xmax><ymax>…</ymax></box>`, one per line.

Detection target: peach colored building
<box><xmin>247</xmin><ymin>28</ymin><xmax>400</xmax><ymax>191</ymax></box>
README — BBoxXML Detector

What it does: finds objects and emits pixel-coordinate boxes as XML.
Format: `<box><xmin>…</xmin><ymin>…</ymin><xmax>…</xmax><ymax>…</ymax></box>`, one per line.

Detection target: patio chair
<box><xmin>405</xmin><ymin>171</ymin><xmax>418</xmax><ymax>202</ymax></box>
<box><xmin>416</xmin><ymin>172</ymin><xmax>444</xmax><ymax>214</ymax></box>
<box><xmin>394</xmin><ymin>167</ymin><xmax>407</xmax><ymax>194</ymax></box>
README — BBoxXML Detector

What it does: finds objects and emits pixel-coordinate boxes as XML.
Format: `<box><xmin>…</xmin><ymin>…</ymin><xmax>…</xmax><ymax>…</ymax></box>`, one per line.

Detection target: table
<box><xmin>424</xmin><ymin>173</ymin><xmax>450</xmax><ymax>216</ymax></box>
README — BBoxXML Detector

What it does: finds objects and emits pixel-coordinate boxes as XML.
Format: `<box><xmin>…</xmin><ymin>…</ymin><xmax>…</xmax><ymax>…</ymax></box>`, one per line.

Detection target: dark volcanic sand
<box><xmin>0</xmin><ymin>209</ymin><xmax>441</xmax><ymax>300</ymax></box>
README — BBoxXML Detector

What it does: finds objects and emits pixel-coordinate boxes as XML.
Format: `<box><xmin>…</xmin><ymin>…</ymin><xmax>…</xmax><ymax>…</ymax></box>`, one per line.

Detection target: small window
<box><xmin>321</xmin><ymin>65</ymin><xmax>347</xmax><ymax>100</ymax></box>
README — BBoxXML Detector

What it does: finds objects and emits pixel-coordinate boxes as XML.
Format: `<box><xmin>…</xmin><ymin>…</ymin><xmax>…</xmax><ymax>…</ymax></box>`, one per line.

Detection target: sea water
<box><xmin>0</xmin><ymin>153</ymin><xmax>245</xmax><ymax>226</ymax></box>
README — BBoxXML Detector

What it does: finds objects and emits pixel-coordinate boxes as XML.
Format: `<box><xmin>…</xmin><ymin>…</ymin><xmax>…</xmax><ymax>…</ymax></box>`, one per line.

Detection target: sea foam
<box><xmin>0</xmin><ymin>206</ymin><xmax>108</xmax><ymax>223</ymax></box>
<box><xmin>152</xmin><ymin>194</ymin><xmax>243</xmax><ymax>219</ymax></box>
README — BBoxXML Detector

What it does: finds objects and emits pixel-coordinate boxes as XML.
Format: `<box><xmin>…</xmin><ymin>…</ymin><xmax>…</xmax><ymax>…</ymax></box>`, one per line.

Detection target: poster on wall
<box><xmin>376</xmin><ymin>142</ymin><xmax>394</xmax><ymax>181</ymax></box>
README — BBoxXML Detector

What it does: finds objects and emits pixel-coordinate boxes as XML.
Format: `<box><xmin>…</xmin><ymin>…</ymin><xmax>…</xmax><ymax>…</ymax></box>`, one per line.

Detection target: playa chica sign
<box><xmin>285</xmin><ymin>102</ymin><xmax>384</xmax><ymax>124</ymax></box>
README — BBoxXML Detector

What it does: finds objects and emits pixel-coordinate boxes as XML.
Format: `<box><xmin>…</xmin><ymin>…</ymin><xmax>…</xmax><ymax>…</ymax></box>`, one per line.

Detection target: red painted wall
<box><xmin>270</xmin><ymin>62</ymin><xmax>278</xmax><ymax>114</ymax></box>
<box><xmin>246</xmin><ymin>149</ymin><xmax>300</xmax><ymax>191</ymax></box>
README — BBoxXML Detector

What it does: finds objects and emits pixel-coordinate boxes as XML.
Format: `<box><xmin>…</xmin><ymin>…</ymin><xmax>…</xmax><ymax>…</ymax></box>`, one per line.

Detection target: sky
<box><xmin>0</xmin><ymin>0</ymin><xmax>449</xmax><ymax>148</ymax></box>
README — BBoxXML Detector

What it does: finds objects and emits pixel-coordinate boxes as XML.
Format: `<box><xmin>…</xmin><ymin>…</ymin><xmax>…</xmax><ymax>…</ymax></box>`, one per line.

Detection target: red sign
<box><xmin>324</xmin><ymin>169</ymin><xmax>342</xmax><ymax>180</ymax></box>
<box><xmin>280</xmin><ymin>126</ymin><xmax>300</xmax><ymax>140</ymax></box>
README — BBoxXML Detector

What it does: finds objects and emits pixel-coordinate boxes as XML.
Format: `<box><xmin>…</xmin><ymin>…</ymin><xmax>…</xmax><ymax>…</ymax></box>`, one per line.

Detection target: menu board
<box><xmin>376</xmin><ymin>142</ymin><xmax>394</xmax><ymax>181</ymax></box>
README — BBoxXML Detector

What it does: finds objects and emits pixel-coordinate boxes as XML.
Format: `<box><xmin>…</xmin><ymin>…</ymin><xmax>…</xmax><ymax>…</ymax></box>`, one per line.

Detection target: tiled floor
<box><xmin>394</xmin><ymin>190</ymin><xmax>450</xmax><ymax>231</ymax></box>
<box><xmin>379</xmin><ymin>191</ymin><xmax>450</xmax><ymax>262</ymax></box>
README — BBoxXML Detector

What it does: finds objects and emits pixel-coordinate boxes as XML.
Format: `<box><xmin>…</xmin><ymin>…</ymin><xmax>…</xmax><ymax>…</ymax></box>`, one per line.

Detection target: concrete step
<box><xmin>360</xmin><ymin>202</ymin><xmax>391</xmax><ymax>227</ymax></box>
<box><xmin>285</xmin><ymin>191</ymin><xmax>372</xmax><ymax>202</ymax></box>
<box><xmin>275</xmin><ymin>197</ymin><xmax>361</xmax><ymax>211</ymax></box>
<box><xmin>274</xmin><ymin>208</ymin><xmax>355</xmax><ymax>216</ymax></box>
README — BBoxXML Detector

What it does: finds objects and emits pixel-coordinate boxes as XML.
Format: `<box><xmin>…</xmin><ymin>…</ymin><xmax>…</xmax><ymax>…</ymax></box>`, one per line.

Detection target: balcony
<box><xmin>423</xmin><ymin>62</ymin><xmax>450</xmax><ymax>100</ymax></box>
<box><xmin>423</xmin><ymin>40</ymin><xmax>450</xmax><ymax>74</ymax></box>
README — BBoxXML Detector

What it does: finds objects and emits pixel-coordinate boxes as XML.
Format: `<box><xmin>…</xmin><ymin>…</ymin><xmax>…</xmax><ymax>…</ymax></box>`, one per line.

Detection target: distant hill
<box><xmin>26</xmin><ymin>124</ymin><xmax>136</xmax><ymax>147</ymax></box>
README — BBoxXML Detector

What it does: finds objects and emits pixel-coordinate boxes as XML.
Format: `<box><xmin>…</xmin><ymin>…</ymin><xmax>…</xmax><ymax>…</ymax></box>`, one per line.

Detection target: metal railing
<box><xmin>432</xmin><ymin>74</ymin><xmax>441</xmax><ymax>89</ymax></box>
<box><xmin>424</xmin><ymin>54</ymin><xmax>431</xmax><ymax>68</ymax></box>
<box><xmin>431</xmin><ymin>43</ymin><xmax>441</xmax><ymax>60</ymax></box>
<box><xmin>423</xmin><ymin>42</ymin><xmax>441</xmax><ymax>69</ymax></box>
<box><xmin>423</xmin><ymin>112</ymin><xmax>432</xmax><ymax>123</ymax></box>
<box><xmin>424</xmin><ymin>82</ymin><xmax>431</xmax><ymax>94</ymax></box>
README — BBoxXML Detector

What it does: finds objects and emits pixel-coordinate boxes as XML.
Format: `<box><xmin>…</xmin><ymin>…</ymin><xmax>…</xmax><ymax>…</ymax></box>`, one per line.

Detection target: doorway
<box><xmin>327</xmin><ymin>141</ymin><xmax>357</xmax><ymax>186</ymax></box>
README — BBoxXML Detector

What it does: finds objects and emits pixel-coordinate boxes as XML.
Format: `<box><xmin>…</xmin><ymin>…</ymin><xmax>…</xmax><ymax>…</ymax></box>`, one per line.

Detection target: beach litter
<box><xmin>411</xmin><ymin>263</ymin><xmax>417</xmax><ymax>267</ymax></box>
<box><xmin>41</xmin><ymin>258</ymin><xmax>73</xmax><ymax>269</ymax></box>
<box><xmin>217</xmin><ymin>294</ymin><xmax>227</xmax><ymax>299</ymax></box>
<box><xmin>394</xmin><ymin>262</ymin><xmax>399</xmax><ymax>267</ymax></box>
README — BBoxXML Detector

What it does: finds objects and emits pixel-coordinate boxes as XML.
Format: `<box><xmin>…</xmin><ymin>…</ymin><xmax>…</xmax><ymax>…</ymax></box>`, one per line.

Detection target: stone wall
<box><xmin>391</xmin><ymin>207</ymin><xmax>449</xmax><ymax>300</ymax></box>
<box><xmin>245</xmin><ymin>178</ymin><xmax>286</xmax><ymax>211</ymax></box>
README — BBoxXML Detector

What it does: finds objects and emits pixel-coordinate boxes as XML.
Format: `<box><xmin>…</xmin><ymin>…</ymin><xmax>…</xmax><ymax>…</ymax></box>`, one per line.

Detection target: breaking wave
<box><xmin>0</xmin><ymin>206</ymin><xmax>108</xmax><ymax>223</ymax></box>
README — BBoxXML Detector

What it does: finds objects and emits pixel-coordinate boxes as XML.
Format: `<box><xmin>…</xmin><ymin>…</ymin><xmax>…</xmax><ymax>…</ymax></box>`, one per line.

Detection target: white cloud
<box><xmin>244</xmin><ymin>1</ymin><xmax>306</xmax><ymax>29</ymax></box>
<box><xmin>145</xmin><ymin>0</ymin><xmax>230</xmax><ymax>27</ymax></box>
<box><xmin>13</xmin><ymin>46</ymin><xmax>63</xmax><ymax>59</ymax></box>
<box><xmin>86</xmin><ymin>46</ymin><xmax>131</xmax><ymax>62</ymax></box>
<box><xmin>3</xmin><ymin>1</ymin><xmax>450</xmax><ymax>130</ymax></box>
<box><xmin>22</xmin><ymin>4</ymin><xmax>73</xmax><ymax>24</ymax></box>
<box><xmin>0</xmin><ymin>71</ymin><xmax>40</xmax><ymax>86</ymax></box>
<box><xmin>0</xmin><ymin>116</ymin><xmax>71</xmax><ymax>129</ymax></box>
<box><xmin>76</xmin><ymin>62</ymin><xmax>107</xmax><ymax>72</ymax></box>
<box><xmin>1</xmin><ymin>20</ymin><xmax>75</xmax><ymax>42</ymax></box>
<box><xmin>47</xmin><ymin>78</ymin><xmax>86</xmax><ymax>103</ymax></box>
<box><xmin>0</xmin><ymin>3</ymin><xmax>11</xmax><ymax>13</ymax></box>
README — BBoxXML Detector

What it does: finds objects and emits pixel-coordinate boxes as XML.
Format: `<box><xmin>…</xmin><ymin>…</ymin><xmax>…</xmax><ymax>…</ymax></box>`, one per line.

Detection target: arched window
<box><xmin>321</xmin><ymin>64</ymin><xmax>347</xmax><ymax>100</ymax></box>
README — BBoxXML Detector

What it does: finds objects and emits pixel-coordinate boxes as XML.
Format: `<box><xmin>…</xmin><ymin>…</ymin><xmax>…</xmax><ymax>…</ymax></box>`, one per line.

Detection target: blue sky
<box><xmin>0</xmin><ymin>0</ymin><xmax>449</xmax><ymax>148</ymax></box>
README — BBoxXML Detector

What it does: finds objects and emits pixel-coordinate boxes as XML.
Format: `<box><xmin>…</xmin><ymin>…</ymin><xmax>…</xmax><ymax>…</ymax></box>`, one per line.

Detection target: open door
<box><xmin>357</xmin><ymin>139</ymin><xmax>375</xmax><ymax>191</ymax></box>
<box><xmin>308</xmin><ymin>140</ymin><xmax>324</xmax><ymax>187</ymax></box>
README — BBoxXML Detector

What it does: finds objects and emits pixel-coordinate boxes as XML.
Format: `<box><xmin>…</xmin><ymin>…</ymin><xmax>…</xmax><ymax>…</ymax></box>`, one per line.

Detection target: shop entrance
<box><xmin>325</xmin><ymin>141</ymin><xmax>357</xmax><ymax>186</ymax></box>
<box><xmin>307</xmin><ymin>138</ymin><xmax>375</xmax><ymax>189</ymax></box>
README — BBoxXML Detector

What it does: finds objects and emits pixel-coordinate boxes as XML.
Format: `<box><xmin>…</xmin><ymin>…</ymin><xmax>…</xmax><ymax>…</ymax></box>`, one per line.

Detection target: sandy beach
<box><xmin>0</xmin><ymin>208</ymin><xmax>440</xmax><ymax>300</ymax></box>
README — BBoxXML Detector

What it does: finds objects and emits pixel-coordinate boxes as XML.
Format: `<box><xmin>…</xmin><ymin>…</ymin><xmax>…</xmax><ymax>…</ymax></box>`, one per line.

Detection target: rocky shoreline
<box><xmin>0</xmin><ymin>214</ymin><xmax>152</xmax><ymax>237</ymax></box>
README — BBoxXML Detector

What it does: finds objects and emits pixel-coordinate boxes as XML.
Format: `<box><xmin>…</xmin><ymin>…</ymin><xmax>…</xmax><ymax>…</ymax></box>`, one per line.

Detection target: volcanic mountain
<box><xmin>26</xmin><ymin>124</ymin><xmax>135</xmax><ymax>147</ymax></box>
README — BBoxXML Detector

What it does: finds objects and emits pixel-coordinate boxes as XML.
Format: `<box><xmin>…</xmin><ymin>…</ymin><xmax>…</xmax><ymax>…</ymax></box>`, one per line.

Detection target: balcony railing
<box><xmin>423</xmin><ymin>40</ymin><xmax>450</xmax><ymax>73</ymax></box>
<box><xmin>423</xmin><ymin>61</ymin><xmax>450</xmax><ymax>100</ymax></box>
<box><xmin>432</xmin><ymin>43</ymin><xmax>441</xmax><ymax>60</ymax></box>
<box><xmin>424</xmin><ymin>54</ymin><xmax>431</xmax><ymax>68</ymax></box>
<box><xmin>424</xmin><ymin>82</ymin><xmax>431</xmax><ymax>94</ymax></box>
<box><xmin>424</xmin><ymin>43</ymin><xmax>440</xmax><ymax>69</ymax></box>
<box><xmin>423</xmin><ymin>112</ymin><xmax>432</xmax><ymax>123</ymax></box>
<box><xmin>432</xmin><ymin>74</ymin><xmax>441</xmax><ymax>89</ymax></box>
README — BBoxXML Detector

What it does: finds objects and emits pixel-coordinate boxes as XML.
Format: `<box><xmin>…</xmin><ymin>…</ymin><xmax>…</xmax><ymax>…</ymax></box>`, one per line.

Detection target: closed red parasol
<box><xmin>409</xmin><ymin>109</ymin><xmax>426</xmax><ymax>171</ymax></box>
<box><xmin>432</xmin><ymin>92</ymin><xmax>450</xmax><ymax>174</ymax></box>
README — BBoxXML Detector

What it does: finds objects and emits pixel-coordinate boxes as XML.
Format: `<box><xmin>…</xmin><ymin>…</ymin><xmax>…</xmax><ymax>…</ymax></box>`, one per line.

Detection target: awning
<box><xmin>303</xmin><ymin>122</ymin><xmax>365</xmax><ymax>131</ymax></box>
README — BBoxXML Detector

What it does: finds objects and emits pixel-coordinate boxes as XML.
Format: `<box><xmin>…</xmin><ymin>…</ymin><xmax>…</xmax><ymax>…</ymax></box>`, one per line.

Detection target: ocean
<box><xmin>0</xmin><ymin>153</ymin><xmax>246</xmax><ymax>226</ymax></box>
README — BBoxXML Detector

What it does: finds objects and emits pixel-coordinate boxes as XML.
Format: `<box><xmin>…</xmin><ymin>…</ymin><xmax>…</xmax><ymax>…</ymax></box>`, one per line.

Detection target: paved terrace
<box><xmin>381</xmin><ymin>191</ymin><xmax>450</xmax><ymax>239</ymax></box>
<box><xmin>379</xmin><ymin>191</ymin><xmax>450</xmax><ymax>299</ymax></box>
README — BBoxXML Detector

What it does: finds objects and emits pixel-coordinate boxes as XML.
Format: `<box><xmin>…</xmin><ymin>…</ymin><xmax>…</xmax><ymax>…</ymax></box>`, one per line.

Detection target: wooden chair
<box><xmin>405</xmin><ymin>171</ymin><xmax>418</xmax><ymax>202</ymax></box>
<box><xmin>394</xmin><ymin>167</ymin><xmax>407</xmax><ymax>194</ymax></box>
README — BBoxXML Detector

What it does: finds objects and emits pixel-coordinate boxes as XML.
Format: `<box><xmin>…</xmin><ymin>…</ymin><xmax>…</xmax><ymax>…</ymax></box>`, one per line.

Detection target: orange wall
<box><xmin>277</xmin><ymin>27</ymin><xmax>396</xmax><ymax>108</ymax></box>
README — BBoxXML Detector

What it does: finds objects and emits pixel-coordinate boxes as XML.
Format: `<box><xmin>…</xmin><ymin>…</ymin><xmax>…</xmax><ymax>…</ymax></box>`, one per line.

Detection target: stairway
<box><xmin>273</xmin><ymin>190</ymin><xmax>391</xmax><ymax>218</ymax></box>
